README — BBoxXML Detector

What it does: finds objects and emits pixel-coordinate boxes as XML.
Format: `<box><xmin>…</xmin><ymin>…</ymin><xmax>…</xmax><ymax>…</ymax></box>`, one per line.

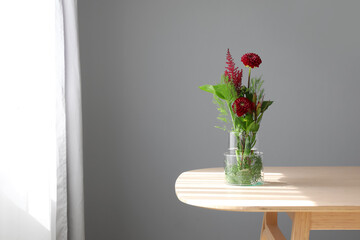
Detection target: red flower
<box><xmin>232</xmin><ymin>69</ymin><xmax>243</xmax><ymax>91</ymax></box>
<box><xmin>224</xmin><ymin>49</ymin><xmax>243</xmax><ymax>90</ymax></box>
<box><xmin>241</xmin><ymin>53</ymin><xmax>262</xmax><ymax>68</ymax></box>
<box><xmin>232</xmin><ymin>97</ymin><xmax>253</xmax><ymax>117</ymax></box>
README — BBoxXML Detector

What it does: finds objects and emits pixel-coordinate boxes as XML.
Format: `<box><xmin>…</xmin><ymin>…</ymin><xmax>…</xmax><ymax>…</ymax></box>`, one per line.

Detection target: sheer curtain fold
<box><xmin>0</xmin><ymin>0</ymin><xmax>84</xmax><ymax>240</ymax></box>
<box><xmin>62</xmin><ymin>0</ymin><xmax>85</xmax><ymax>239</ymax></box>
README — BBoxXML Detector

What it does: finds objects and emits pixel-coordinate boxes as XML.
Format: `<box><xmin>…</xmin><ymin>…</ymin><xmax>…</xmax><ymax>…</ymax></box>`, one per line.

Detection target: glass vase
<box><xmin>224</xmin><ymin>131</ymin><xmax>264</xmax><ymax>186</ymax></box>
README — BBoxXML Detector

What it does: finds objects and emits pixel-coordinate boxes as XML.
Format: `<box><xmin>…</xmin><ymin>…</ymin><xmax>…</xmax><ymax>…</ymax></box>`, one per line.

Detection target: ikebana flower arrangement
<box><xmin>199</xmin><ymin>49</ymin><xmax>273</xmax><ymax>185</ymax></box>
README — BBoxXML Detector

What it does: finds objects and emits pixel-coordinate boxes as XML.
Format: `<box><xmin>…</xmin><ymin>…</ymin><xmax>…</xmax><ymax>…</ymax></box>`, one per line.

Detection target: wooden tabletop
<box><xmin>175</xmin><ymin>167</ymin><xmax>360</xmax><ymax>213</ymax></box>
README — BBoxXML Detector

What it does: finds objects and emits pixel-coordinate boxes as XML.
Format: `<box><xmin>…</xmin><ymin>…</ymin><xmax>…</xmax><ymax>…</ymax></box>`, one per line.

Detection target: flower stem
<box><xmin>227</xmin><ymin>101</ymin><xmax>236</xmax><ymax>131</ymax></box>
<box><xmin>248</xmin><ymin>68</ymin><xmax>251</xmax><ymax>88</ymax></box>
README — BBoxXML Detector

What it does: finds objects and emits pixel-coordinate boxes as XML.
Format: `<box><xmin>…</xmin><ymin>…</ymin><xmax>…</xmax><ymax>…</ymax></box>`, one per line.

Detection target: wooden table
<box><xmin>175</xmin><ymin>167</ymin><xmax>360</xmax><ymax>240</ymax></box>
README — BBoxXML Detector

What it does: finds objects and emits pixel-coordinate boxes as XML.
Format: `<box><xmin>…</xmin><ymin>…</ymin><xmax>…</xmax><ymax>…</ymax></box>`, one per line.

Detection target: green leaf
<box><xmin>217</xmin><ymin>117</ymin><xmax>227</xmax><ymax>123</ymax></box>
<box><xmin>244</xmin><ymin>114</ymin><xmax>253</xmax><ymax>122</ymax></box>
<box><xmin>245</xmin><ymin>92</ymin><xmax>253</xmax><ymax>101</ymax></box>
<box><xmin>234</xmin><ymin>117</ymin><xmax>246</xmax><ymax>131</ymax></box>
<box><xmin>215</xmin><ymin>126</ymin><xmax>227</xmax><ymax>131</ymax></box>
<box><xmin>213</xmin><ymin>94</ymin><xmax>230</xmax><ymax>132</ymax></box>
<box><xmin>246</xmin><ymin>121</ymin><xmax>254</xmax><ymax>132</ymax></box>
<box><xmin>199</xmin><ymin>84</ymin><xmax>215</xmax><ymax>94</ymax></box>
<box><xmin>261</xmin><ymin>101</ymin><xmax>273</xmax><ymax>112</ymax></box>
<box><xmin>199</xmin><ymin>84</ymin><xmax>229</xmax><ymax>100</ymax></box>
<box><xmin>243</xmin><ymin>114</ymin><xmax>254</xmax><ymax>132</ymax></box>
<box><xmin>247</xmin><ymin>122</ymin><xmax>259</xmax><ymax>132</ymax></box>
<box><xmin>212</xmin><ymin>84</ymin><xmax>227</xmax><ymax>99</ymax></box>
<box><xmin>256</xmin><ymin>107</ymin><xmax>261</xmax><ymax>116</ymax></box>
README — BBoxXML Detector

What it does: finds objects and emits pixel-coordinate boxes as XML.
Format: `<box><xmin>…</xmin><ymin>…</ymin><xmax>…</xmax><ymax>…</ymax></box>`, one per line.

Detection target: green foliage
<box><xmin>225</xmin><ymin>168</ymin><xmax>253</xmax><ymax>185</ymax></box>
<box><xmin>249</xmin><ymin>77</ymin><xmax>264</xmax><ymax>97</ymax></box>
<box><xmin>199</xmin><ymin>84</ymin><xmax>225</xmax><ymax>99</ymax></box>
<box><xmin>215</xmin><ymin>126</ymin><xmax>227</xmax><ymax>131</ymax></box>
<box><xmin>261</xmin><ymin>101</ymin><xmax>273</xmax><ymax>113</ymax></box>
<box><xmin>246</xmin><ymin>121</ymin><xmax>259</xmax><ymax>132</ymax></box>
<box><xmin>199</xmin><ymin>74</ymin><xmax>243</xmax><ymax>132</ymax></box>
<box><xmin>199</xmin><ymin>72</ymin><xmax>272</xmax><ymax>134</ymax></box>
<box><xmin>234</xmin><ymin>116</ymin><xmax>245</xmax><ymax>131</ymax></box>
<box><xmin>199</xmin><ymin>75</ymin><xmax>238</xmax><ymax>102</ymax></box>
<box><xmin>213</xmin><ymin>95</ymin><xmax>227</xmax><ymax>121</ymax></box>
<box><xmin>252</xmin><ymin>155</ymin><xmax>263</xmax><ymax>181</ymax></box>
<box><xmin>199</xmin><ymin>84</ymin><xmax>215</xmax><ymax>94</ymax></box>
<box><xmin>224</xmin><ymin>152</ymin><xmax>263</xmax><ymax>185</ymax></box>
<box><xmin>244</xmin><ymin>137</ymin><xmax>251</xmax><ymax>156</ymax></box>
<box><xmin>213</xmin><ymin>94</ymin><xmax>229</xmax><ymax>131</ymax></box>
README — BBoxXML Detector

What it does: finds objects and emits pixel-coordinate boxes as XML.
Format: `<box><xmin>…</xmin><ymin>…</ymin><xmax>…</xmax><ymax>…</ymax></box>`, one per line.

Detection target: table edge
<box><xmin>175</xmin><ymin>167</ymin><xmax>360</xmax><ymax>213</ymax></box>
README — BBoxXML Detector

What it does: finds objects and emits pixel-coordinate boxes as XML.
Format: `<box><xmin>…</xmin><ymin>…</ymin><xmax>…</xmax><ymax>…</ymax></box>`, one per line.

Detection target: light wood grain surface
<box><xmin>175</xmin><ymin>167</ymin><xmax>360</xmax><ymax>212</ymax></box>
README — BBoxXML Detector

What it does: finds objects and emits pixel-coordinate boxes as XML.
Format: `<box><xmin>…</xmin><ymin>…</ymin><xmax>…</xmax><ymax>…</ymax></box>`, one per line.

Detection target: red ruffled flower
<box><xmin>232</xmin><ymin>97</ymin><xmax>253</xmax><ymax>117</ymax></box>
<box><xmin>241</xmin><ymin>53</ymin><xmax>262</xmax><ymax>68</ymax></box>
<box><xmin>224</xmin><ymin>49</ymin><xmax>242</xmax><ymax>90</ymax></box>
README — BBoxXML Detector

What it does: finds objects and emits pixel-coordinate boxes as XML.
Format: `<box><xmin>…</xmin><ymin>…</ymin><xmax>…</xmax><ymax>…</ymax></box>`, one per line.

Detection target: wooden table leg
<box><xmin>262</xmin><ymin>211</ymin><xmax>359</xmax><ymax>240</ymax></box>
<box><xmin>260</xmin><ymin>213</ymin><xmax>267</xmax><ymax>240</ymax></box>
<box><xmin>290</xmin><ymin>212</ymin><xmax>311</xmax><ymax>240</ymax></box>
<box><xmin>260</xmin><ymin>212</ymin><xmax>286</xmax><ymax>240</ymax></box>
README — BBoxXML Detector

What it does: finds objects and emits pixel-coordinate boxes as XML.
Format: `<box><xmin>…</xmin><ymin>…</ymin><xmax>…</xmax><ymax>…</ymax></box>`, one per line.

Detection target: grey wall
<box><xmin>78</xmin><ymin>0</ymin><xmax>360</xmax><ymax>239</ymax></box>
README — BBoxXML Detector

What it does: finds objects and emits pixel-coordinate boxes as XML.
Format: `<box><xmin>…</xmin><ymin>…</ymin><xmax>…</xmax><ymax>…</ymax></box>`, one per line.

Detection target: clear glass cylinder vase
<box><xmin>224</xmin><ymin>131</ymin><xmax>264</xmax><ymax>186</ymax></box>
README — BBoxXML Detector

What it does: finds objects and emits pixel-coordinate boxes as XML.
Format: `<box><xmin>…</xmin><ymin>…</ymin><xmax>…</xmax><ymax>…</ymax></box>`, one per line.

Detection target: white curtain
<box><xmin>0</xmin><ymin>0</ymin><xmax>84</xmax><ymax>240</ymax></box>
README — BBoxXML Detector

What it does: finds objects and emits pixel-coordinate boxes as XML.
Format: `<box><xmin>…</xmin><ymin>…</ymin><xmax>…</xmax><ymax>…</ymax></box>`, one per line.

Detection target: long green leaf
<box><xmin>199</xmin><ymin>84</ymin><xmax>228</xmax><ymax>100</ymax></box>
<box><xmin>244</xmin><ymin>137</ymin><xmax>251</xmax><ymax>156</ymax></box>
<box><xmin>247</xmin><ymin>122</ymin><xmax>259</xmax><ymax>132</ymax></box>
<box><xmin>199</xmin><ymin>84</ymin><xmax>215</xmax><ymax>94</ymax></box>
<box><xmin>261</xmin><ymin>101</ymin><xmax>273</xmax><ymax>112</ymax></box>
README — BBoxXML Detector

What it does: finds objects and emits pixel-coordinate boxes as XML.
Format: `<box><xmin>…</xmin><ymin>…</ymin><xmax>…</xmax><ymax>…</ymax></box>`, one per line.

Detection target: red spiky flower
<box><xmin>241</xmin><ymin>53</ymin><xmax>262</xmax><ymax>68</ymax></box>
<box><xmin>232</xmin><ymin>97</ymin><xmax>253</xmax><ymax>117</ymax></box>
<box><xmin>224</xmin><ymin>49</ymin><xmax>243</xmax><ymax>90</ymax></box>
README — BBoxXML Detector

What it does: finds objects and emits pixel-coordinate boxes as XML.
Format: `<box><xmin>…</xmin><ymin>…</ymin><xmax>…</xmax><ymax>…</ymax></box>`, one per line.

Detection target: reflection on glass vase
<box><xmin>224</xmin><ymin>131</ymin><xmax>264</xmax><ymax>186</ymax></box>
